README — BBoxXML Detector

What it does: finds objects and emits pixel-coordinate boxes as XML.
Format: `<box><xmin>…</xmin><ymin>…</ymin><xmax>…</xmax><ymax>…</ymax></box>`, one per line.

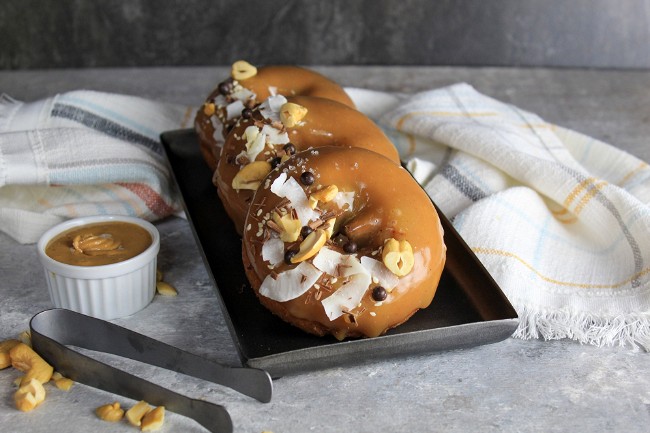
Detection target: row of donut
<box><xmin>194</xmin><ymin>62</ymin><xmax>446</xmax><ymax>340</ymax></box>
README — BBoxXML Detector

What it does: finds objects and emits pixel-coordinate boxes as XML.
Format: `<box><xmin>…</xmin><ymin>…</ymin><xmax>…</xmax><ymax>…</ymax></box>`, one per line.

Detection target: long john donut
<box><xmin>242</xmin><ymin>147</ymin><xmax>446</xmax><ymax>340</ymax></box>
<box><xmin>215</xmin><ymin>95</ymin><xmax>400</xmax><ymax>234</ymax></box>
<box><xmin>195</xmin><ymin>61</ymin><xmax>355</xmax><ymax>170</ymax></box>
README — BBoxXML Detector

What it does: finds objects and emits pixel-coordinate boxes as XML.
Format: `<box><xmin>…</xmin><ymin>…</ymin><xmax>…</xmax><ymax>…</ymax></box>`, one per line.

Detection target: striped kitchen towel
<box><xmin>0</xmin><ymin>90</ymin><xmax>192</xmax><ymax>244</ymax></box>
<box><xmin>349</xmin><ymin>83</ymin><xmax>650</xmax><ymax>350</ymax></box>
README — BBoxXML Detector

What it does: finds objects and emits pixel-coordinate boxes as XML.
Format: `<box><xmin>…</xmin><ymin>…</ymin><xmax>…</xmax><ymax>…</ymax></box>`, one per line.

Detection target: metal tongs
<box><xmin>30</xmin><ymin>309</ymin><xmax>273</xmax><ymax>433</ymax></box>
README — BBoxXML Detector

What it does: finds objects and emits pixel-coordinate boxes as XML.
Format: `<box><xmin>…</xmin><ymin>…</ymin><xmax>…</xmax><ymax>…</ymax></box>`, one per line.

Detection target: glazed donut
<box><xmin>242</xmin><ymin>146</ymin><xmax>446</xmax><ymax>340</ymax></box>
<box><xmin>215</xmin><ymin>95</ymin><xmax>400</xmax><ymax>234</ymax></box>
<box><xmin>195</xmin><ymin>61</ymin><xmax>355</xmax><ymax>170</ymax></box>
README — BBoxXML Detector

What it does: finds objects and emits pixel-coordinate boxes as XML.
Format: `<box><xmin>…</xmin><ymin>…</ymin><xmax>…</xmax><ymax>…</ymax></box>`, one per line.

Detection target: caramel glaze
<box><xmin>215</xmin><ymin>96</ymin><xmax>400</xmax><ymax>235</ymax></box>
<box><xmin>242</xmin><ymin>147</ymin><xmax>446</xmax><ymax>339</ymax></box>
<box><xmin>195</xmin><ymin>65</ymin><xmax>355</xmax><ymax>171</ymax></box>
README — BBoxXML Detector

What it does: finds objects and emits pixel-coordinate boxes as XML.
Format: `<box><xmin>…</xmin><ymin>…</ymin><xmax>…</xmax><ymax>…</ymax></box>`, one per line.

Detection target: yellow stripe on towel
<box><xmin>472</xmin><ymin>246</ymin><xmax>650</xmax><ymax>290</ymax></box>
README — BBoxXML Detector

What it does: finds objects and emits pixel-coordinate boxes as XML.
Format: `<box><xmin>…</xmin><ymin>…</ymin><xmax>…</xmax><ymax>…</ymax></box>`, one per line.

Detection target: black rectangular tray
<box><xmin>161</xmin><ymin>129</ymin><xmax>518</xmax><ymax>377</ymax></box>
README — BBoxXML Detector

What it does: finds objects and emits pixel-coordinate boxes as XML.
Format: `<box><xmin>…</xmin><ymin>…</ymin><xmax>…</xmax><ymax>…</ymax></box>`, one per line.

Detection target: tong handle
<box><xmin>31</xmin><ymin>315</ymin><xmax>232</xmax><ymax>433</ymax></box>
<box><xmin>30</xmin><ymin>309</ymin><xmax>272</xmax><ymax>403</ymax></box>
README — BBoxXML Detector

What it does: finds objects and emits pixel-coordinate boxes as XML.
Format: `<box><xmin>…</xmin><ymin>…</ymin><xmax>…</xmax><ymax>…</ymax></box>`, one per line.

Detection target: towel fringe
<box><xmin>512</xmin><ymin>304</ymin><xmax>650</xmax><ymax>351</ymax></box>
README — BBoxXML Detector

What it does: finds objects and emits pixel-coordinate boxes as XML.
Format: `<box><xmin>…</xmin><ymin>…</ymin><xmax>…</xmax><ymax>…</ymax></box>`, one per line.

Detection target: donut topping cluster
<box><xmin>229</xmin><ymin>95</ymin><xmax>310</xmax><ymax>193</ymax></box>
<box><xmin>255</xmin><ymin>168</ymin><xmax>415</xmax><ymax>323</ymax></box>
<box><xmin>201</xmin><ymin>61</ymin><xmax>261</xmax><ymax>137</ymax></box>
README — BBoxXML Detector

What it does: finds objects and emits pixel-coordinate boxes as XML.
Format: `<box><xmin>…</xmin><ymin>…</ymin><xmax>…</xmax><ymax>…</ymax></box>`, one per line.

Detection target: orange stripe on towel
<box><xmin>116</xmin><ymin>183</ymin><xmax>175</xmax><ymax>217</ymax></box>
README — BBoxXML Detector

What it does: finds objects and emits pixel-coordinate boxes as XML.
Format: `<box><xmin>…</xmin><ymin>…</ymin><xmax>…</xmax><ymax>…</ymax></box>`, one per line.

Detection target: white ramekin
<box><xmin>37</xmin><ymin>215</ymin><xmax>160</xmax><ymax>320</ymax></box>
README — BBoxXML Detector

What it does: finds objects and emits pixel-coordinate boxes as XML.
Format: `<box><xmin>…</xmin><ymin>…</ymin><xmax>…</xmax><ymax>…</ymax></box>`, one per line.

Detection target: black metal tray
<box><xmin>161</xmin><ymin>129</ymin><xmax>518</xmax><ymax>377</ymax></box>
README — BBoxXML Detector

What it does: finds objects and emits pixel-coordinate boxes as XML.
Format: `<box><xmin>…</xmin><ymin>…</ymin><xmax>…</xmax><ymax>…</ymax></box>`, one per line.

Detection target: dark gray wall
<box><xmin>1</xmin><ymin>0</ymin><xmax>649</xmax><ymax>69</ymax></box>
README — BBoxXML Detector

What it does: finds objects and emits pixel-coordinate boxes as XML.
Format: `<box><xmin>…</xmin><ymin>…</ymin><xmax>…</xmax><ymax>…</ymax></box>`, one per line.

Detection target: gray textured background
<box><xmin>1</xmin><ymin>0</ymin><xmax>649</xmax><ymax>69</ymax></box>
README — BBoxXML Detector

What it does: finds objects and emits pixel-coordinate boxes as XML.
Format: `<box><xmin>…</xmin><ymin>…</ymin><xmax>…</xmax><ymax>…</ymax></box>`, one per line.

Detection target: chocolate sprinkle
<box><xmin>372</xmin><ymin>286</ymin><xmax>387</xmax><ymax>302</ymax></box>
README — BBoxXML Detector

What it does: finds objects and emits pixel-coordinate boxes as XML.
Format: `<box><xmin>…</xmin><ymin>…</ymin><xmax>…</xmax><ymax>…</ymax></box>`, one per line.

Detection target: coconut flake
<box><xmin>261</xmin><ymin>124</ymin><xmax>290</xmax><ymax>145</ymax></box>
<box><xmin>259</xmin><ymin>262</ymin><xmax>322</xmax><ymax>302</ymax></box>
<box><xmin>242</xmin><ymin>125</ymin><xmax>266</xmax><ymax>161</ymax></box>
<box><xmin>312</xmin><ymin>247</ymin><xmax>342</xmax><ymax>276</ymax></box>
<box><xmin>313</xmin><ymin>247</ymin><xmax>369</xmax><ymax>278</ymax></box>
<box><xmin>259</xmin><ymin>95</ymin><xmax>288</xmax><ymax>122</ymax></box>
<box><xmin>262</xmin><ymin>237</ymin><xmax>284</xmax><ymax>266</ymax></box>
<box><xmin>333</xmin><ymin>191</ymin><xmax>355</xmax><ymax>210</ymax></box>
<box><xmin>321</xmin><ymin>273</ymin><xmax>372</xmax><ymax>320</ymax></box>
<box><xmin>270</xmin><ymin>172</ymin><xmax>288</xmax><ymax>196</ymax></box>
<box><xmin>230</xmin><ymin>86</ymin><xmax>255</xmax><ymax>102</ymax></box>
<box><xmin>281</xmin><ymin>176</ymin><xmax>316</xmax><ymax>224</ymax></box>
<box><xmin>213</xmin><ymin>94</ymin><xmax>227</xmax><ymax>107</ymax></box>
<box><xmin>226</xmin><ymin>100</ymin><xmax>245</xmax><ymax>121</ymax></box>
<box><xmin>360</xmin><ymin>256</ymin><xmax>399</xmax><ymax>290</ymax></box>
<box><xmin>269</xmin><ymin>174</ymin><xmax>316</xmax><ymax>224</ymax></box>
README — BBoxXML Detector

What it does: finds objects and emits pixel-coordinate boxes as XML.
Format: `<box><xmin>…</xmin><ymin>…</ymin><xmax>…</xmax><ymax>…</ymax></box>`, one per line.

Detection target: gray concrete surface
<box><xmin>0</xmin><ymin>67</ymin><xmax>649</xmax><ymax>432</ymax></box>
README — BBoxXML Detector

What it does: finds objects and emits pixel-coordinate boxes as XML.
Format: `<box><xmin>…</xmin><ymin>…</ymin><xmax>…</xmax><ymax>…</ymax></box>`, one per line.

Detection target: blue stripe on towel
<box><xmin>441</xmin><ymin>164</ymin><xmax>487</xmax><ymax>202</ymax></box>
<box><xmin>51</xmin><ymin>103</ymin><xmax>162</xmax><ymax>155</ymax></box>
<box><xmin>56</xmin><ymin>94</ymin><xmax>160</xmax><ymax>139</ymax></box>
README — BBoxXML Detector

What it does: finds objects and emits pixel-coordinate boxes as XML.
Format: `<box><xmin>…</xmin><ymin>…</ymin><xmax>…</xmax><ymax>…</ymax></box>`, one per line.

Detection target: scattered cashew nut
<box><xmin>0</xmin><ymin>339</ymin><xmax>20</xmax><ymax>369</ymax></box>
<box><xmin>140</xmin><ymin>405</ymin><xmax>165</xmax><ymax>431</ymax></box>
<box><xmin>95</xmin><ymin>402</ymin><xmax>125</xmax><ymax>422</ymax></box>
<box><xmin>156</xmin><ymin>281</ymin><xmax>178</xmax><ymax>297</ymax></box>
<box><xmin>10</xmin><ymin>342</ymin><xmax>54</xmax><ymax>386</ymax></box>
<box><xmin>382</xmin><ymin>238</ymin><xmax>415</xmax><ymax>277</ymax></box>
<box><xmin>14</xmin><ymin>378</ymin><xmax>46</xmax><ymax>412</ymax></box>
<box><xmin>126</xmin><ymin>400</ymin><xmax>153</xmax><ymax>427</ymax></box>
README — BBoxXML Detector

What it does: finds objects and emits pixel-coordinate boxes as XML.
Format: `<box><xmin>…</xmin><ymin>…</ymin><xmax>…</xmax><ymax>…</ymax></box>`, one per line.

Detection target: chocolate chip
<box><xmin>218</xmin><ymin>81</ymin><xmax>232</xmax><ymax>95</ymax></box>
<box><xmin>284</xmin><ymin>249</ymin><xmax>297</xmax><ymax>265</ymax></box>
<box><xmin>300</xmin><ymin>171</ymin><xmax>315</xmax><ymax>186</ymax></box>
<box><xmin>241</xmin><ymin>107</ymin><xmax>253</xmax><ymax>119</ymax></box>
<box><xmin>300</xmin><ymin>226</ymin><xmax>313</xmax><ymax>238</ymax></box>
<box><xmin>372</xmin><ymin>286</ymin><xmax>387</xmax><ymax>301</ymax></box>
<box><xmin>283</xmin><ymin>143</ymin><xmax>296</xmax><ymax>155</ymax></box>
<box><xmin>343</xmin><ymin>241</ymin><xmax>357</xmax><ymax>254</ymax></box>
<box><xmin>270</xmin><ymin>157</ymin><xmax>282</xmax><ymax>169</ymax></box>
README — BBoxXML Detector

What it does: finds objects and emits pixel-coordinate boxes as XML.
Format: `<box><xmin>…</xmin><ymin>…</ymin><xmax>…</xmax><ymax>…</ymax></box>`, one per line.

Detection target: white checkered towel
<box><xmin>0</xmin><ymin>91</ymin><xmax>192</xmax><ymax>243</ymax></box>
<box><xmin>349</xmin><ymin>83</ymin><xmax>650</xmax><ymax>350</ymax></box>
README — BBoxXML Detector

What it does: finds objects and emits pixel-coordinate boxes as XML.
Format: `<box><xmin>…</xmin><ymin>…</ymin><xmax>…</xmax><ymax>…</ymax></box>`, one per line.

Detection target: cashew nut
<box><xmin>272</xmin><ymin>211</ymin><xmax>302</xmax><ymax>242</ymax></box>
<box><xmin>14</xmin><ymin>378</ymin><xmax>46</xmax><ymax>412</ymax></box>
<box><xmin>280</xmin><ymin>102</ymin><xmax>308</xmax><ymax>128</ymax></box>
<box><xmin>291</xmin><ymin>229</ymin><xmax>327</xmax><ymax>263</ymax></box>
<box><xmin>310</xmin><ymin>184</ymin><xmax>338</xmax><ymax>205</ymax></box>
<box><xmin>0</xmin><ymin>339</ymin><xmax>20</xmax><ymax>369</ymax></box>
<box><xmin>126</xmin><ymin>400</ymin><xmax>153</xmax><ymax>427</ymax></box>
<box><xmin>95</xmin><ymin>402</ymin><xmax>125</xmax><ymax>422</ymax></box>
<box><xmin>140</xmin><ymin>405</ymin><xmax>165</xmax><ymax>431</ymax></box>
<box><xmin>203</xmin><ymin>102</ymin><xmax>216</xmax><ymax>116</ymax></box>
<box><xmin>382</xmin><ymin>238</ymin><xmax>415</xmax><ymax>277</ymax></box>
<box><xmin>156</xmin><ymin>281</ymin><xmax>178</xmax><ymax>296</ymax></box>
<box><xmin>232</xmin><ymin>161</ymin><xmax>272</xmax><ymax>191</ymax></box>
<box><xmin>10</xmin><ymin>342</ymin><xmax>54</xmax><ymax>385</ymax></box>
<box><xmin>51</xmin><ymin>371</ymin><xmax>74</xmax><ymax>391</ymax></box>
<box><xmin>231</xmin><ymin>60</ymin><xmax>257</xmax><ymax>80</ymax></box>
